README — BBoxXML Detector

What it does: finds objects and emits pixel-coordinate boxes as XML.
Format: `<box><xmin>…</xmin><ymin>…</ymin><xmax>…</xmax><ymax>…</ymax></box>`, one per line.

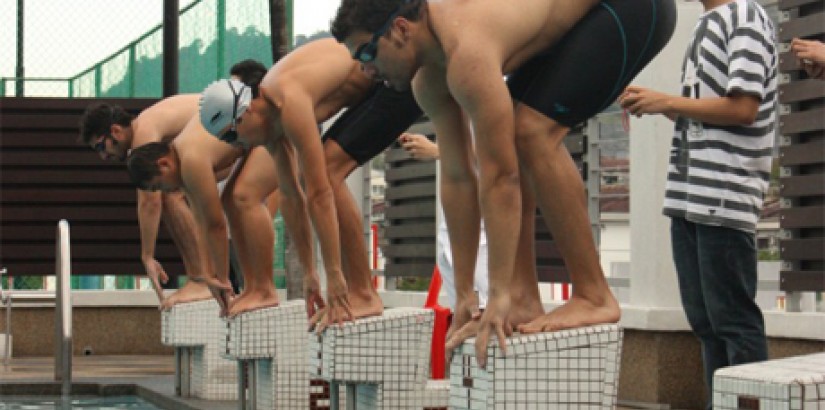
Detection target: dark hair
<box><xmin>331</xmin><ymin>0</ymin><xmax>423</xmax><ymax>42</ymax></box>
<box><xmin>126</xmin><ymin>142</ymin><xmax>170</xmax><ymax>190</ymax></box>
<box><xmin>78</xmin><ymin>103</ymin><xmax>134</xmax><ymax>145</ymax></box>
<box><xmin>230</xmin><ymin>59</ymin><xmax>267</xmax><ymax>98</ymax></box>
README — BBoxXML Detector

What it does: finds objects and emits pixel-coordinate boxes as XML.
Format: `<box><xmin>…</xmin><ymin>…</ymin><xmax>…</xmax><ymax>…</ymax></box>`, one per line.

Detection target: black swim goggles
<box><xmin>352</xmin><ymin>2</ymin><xmax>411</xmax><ymax>63</ymax></box>
<box><xmin>220</xmin><ymin>79</ymin><xmax>250</xmax><ymax>145</ymax></box>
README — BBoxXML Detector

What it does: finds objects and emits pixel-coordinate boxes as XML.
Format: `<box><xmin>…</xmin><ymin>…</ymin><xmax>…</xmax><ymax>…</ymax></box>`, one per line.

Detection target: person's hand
<box><xmin>446</xmin><ymin>291</ymin><xmax>511</xmax><ymax>369</ymax></box>
<box><xmin>304</xmin><ymin>272</ymin><xmax>326</xmax><ymax>322</ymax></box>
<box><xmin>444</xmin><ymin>292</ymin><xmax>482</xmax><ymax>359</ymax></box>
<box><xmin>310</xmin><ymin>273</ymin><xmax>353</xmax><ymax>333</ymax></box>
<box><xmin>791</xmin><ymin>38</ymin><xmax>825</xmax><ymax>80</ymax></box>
<box><xmin>619</xmin><ymin>85</ymin><xmax>674</xmax><ymax>117</ymax></box>
<box><xmin>142</xmin><ymin>256</ymin><xmax>169</xmax><ymax>305</ymax></box>
<box><xmin>399</xmin><ymin>132</ymin><xmax>439</xmax><ymax>160</ymax></box>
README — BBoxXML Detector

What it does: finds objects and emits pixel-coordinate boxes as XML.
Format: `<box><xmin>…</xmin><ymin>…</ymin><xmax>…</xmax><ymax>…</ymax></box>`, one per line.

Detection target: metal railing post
<box><xmin>54</xmin><ymin>220</ymin><xmax>72</xmax><ymax>396</ymax></box>
<box><xmin>1</xmin><ymin>267</ymin><xmax>10</xmax><ymax>366</ymax></box>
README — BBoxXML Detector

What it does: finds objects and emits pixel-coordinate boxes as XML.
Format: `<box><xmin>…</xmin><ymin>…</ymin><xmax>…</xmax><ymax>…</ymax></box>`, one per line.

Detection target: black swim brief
<box><xmin>322</xmin><ymin>84</ymin><xmax>423</xmax><ymax>165</ymax></box>
<box><xmin>507</xmin><ymin>0</ymin><xmax>677</xmax><ymax>127</ymax></box>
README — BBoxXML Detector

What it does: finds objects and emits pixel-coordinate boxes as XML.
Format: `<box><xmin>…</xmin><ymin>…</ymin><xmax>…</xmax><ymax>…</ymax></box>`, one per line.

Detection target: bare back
<box><xmin>427</xmin><ymin>0</ymin><xmax>600</xmax><ymax>74</ymax></box>
<box><xmin>173</xmin><ymin>116</ymin><xmax>242</xmax><ymax>177</ymax></box>
<box><xmin>261</xmin><ymin>38</ymin><xmax>374</xmax><ymax>128</ymax></box>
<box><xmin>131</xmin><ymin>94</ymin><xmax>201</xmax><ymax>148</ymax></box>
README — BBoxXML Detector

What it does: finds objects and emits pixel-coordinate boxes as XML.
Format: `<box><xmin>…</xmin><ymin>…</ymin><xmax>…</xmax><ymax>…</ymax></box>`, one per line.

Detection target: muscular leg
<box><xmin>159</xmin><ymin>191</ymin><xmax>211</xmax><ymax>308</ymax></box>
<box><xmin>513</xmin><ymin>105</ymin><xmax>620</xmax><ymax>333</ymax></box>
<box><xmin>508</xmin><ymin>163</ymin><xmax>545</xmax><ymax>327</ymax></box>
<box><xmin>323</xmin><ymin>140</ymin><xmax>383</xmax><ymax>319</ymax></box>
<box><xmin>223</xmin><ymin>147</ymin><xmax>280</xmax><ymax>316</ymax></box>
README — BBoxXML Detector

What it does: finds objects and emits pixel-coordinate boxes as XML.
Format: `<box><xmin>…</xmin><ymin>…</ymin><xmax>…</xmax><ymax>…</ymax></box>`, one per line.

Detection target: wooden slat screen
<box><xmin>382</xmin><ymin>120</ymin><xmax>587</xmax><ymax>282</ymax></box>
<box><xmin>777</xmin><ymin>0</ymin><xmax>825</xmax><ymax>293</ymax></box>
<box><xmin>383</xmin><ymin>121</ymin><xmax>439</xmax><ymax>278</ymax></box>
<box><xmin>0</xmin><ymin>97</ymin><xmax>185</xmax><ymax>279</ymax></box>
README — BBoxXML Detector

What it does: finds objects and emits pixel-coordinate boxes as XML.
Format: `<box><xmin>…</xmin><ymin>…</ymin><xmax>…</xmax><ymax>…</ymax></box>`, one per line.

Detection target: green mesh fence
<box><xmin>2</xmin><ymin>0</ymin><xmax>275</xmax><ymax>98</ymax></box>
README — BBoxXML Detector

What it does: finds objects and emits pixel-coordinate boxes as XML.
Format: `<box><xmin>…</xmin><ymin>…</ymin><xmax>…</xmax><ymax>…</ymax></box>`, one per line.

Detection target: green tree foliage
<box><xmin>102</xmin><ymin>27</ymin><xmax>274</xmax><ymax>97</ymax></box>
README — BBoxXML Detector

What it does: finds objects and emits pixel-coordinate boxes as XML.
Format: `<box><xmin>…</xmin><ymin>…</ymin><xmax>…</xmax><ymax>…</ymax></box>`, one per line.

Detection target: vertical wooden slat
<box><xmin>777</xmin><ymin>0</ymin><xmax>825</xmax><ymax>293</ymax></box>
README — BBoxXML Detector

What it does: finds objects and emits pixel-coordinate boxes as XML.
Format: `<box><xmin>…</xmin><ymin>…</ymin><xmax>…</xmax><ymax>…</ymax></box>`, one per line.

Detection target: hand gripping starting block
<box><xmin>161</xmin><ymin>299</ymin><xmax>237</xmax><ymax>400</ymax></box>
<box><xmin>449</xmin><ymin>324</ymin><xmax>623</xmax><ymax>410</ymax></box>
<box><xmin>713</xmin><ymin>352</ymin><xmax>825</xmax><ymax>410</ymax></box>
<box><xmin>310</xmin><ymin>307</ymin><xmax>437</xmax><ymax>409</ymax></box>
<box><xmin>221</xmin><ymin>300</ymin><xmax>309</xmax><ymax>410</ymax></box>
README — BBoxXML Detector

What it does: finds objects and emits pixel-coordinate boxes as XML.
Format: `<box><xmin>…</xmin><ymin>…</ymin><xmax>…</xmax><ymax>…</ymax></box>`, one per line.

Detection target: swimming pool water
<box><xmin>0</xmin><ymin>395</ymin><xmax>163</xmax><ymax>410</ymax></box>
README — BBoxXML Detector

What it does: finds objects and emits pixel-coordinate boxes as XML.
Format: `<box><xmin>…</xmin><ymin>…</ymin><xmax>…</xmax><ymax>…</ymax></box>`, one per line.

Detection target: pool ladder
<box><xmin>55</xmin><ymin>219</ymin><xmax>73</xmax><ymax>396</ymax></box>
<box><xmin>1</xmin><ymin>267</ymin><xmax>10</xmax><ymax>367</ymax></box>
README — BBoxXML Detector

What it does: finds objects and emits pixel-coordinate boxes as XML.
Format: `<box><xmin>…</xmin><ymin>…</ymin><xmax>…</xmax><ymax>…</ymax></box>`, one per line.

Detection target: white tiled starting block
<box><xmin>221</xmin><ymin>300</ymin><xmax>309</xmax><ymax>410</ymax></box>
<box><xmin>309</xmin><ymin>307</ymin><xmax>437</xmax><ymax>409</ymax></box>
<box><xmin>449</xmin><ymin>324</ymin><xmax>623</xmax><ymax>410</ymax></box>
<box><xmin>161</xmin><ymin>299</ymin><xmax>237</xmax><ymax>400</ymax></box>
<box><xmin>713</xmin><ymin>352</ymin><xmax>825</xmax><ymax>410</ymax></box>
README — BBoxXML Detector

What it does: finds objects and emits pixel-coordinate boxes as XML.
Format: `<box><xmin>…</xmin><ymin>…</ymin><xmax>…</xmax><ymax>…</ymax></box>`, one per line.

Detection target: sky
<box><xmin>0</xmin><ymin>0</ymin><xmax>342</xmax><ymax>81</ymax></box>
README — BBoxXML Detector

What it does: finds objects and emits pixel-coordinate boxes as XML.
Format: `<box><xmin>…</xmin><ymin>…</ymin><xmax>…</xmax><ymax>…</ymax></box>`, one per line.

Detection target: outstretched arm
<box><xmin>268</xmin><ymin>139</ymin><xmax>325</xmax><ymax>321</ymax></box>
<box><xmin>437</xmin><ymin>45</ymin><xmax>522</xmax><ymax>368</ymax></box>
<box><xmin>137</xmin><ymin>189</ymin><xmax>168</xmax><ymax>303</ymax></box>
<box><xmin>181</xmin><ymin>157</ymin><xmax>234</xmax><ymax>314</ymax></box>
<box><xmin>279</xmin><ymin>87</ymin><xmax>351</xmax><ymax>330</ymax></box>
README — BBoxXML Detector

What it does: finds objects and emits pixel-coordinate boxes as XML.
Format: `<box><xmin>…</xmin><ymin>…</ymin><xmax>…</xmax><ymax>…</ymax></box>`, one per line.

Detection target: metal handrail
<box><xmin>1</xmin><ymin>267</ymin><xmax>10</xmax><ymax>366</ymax></box>
<box><xmin>54</xmin><ymin>220</ymin><xmax>72</xmax><ymax>396</ymax></box>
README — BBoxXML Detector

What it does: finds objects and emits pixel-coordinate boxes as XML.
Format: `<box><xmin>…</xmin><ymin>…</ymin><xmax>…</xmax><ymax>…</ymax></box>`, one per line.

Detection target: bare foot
<box><xmin>160</xmin><ymin>281</ymin><xmax>212</xmax><ymax>310</ymax></box>
<box><xmin>310</xmin><ymin>289</ymin><xmax>383</xmax><ymax>333</ymax></box>
<box><xmin>517</xmin><ymin>294</ymin><xmax>620</xmax><ymax>333</ymax></box>
<box><xmin>227</xmin><ymin>289</ymin><xmax>250</xmax><ymax>312</ymax></box>
<box><xmin>227</xmin><ymin>287</ymin><xmax>280</xmax><ymax>317</ymax></box>
<box><xmin>347</xmin><ymin>289</ymin><xmax>384</xmax><ymax>319</ymax></box>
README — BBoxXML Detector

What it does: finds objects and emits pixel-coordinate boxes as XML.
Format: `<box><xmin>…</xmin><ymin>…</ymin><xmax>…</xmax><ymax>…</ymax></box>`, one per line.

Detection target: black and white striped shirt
<box><xmin>663</xmin><ymin>0</ymin><xmax>777</xmax><ymax>233</ymax></box>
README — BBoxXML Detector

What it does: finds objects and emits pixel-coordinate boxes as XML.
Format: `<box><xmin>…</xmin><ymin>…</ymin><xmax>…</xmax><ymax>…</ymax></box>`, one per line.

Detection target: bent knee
<box><xmin>514</xmin><ymin>108</ymin><xmax>568</xmax><ymax>156</ymax></box>
<box><xmin>226</xmin><ymin>187</ymin><xmax>262</xmax><ymax>212</ymax></box>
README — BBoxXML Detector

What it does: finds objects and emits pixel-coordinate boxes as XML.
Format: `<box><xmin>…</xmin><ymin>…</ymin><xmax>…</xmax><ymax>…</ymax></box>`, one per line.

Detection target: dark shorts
<box><xmin>507</xmin><ymin>0</ymin><xmax>677</xmax><ymax>127</ymax></box>
<box><xmin>322</xmin><ymin>84</ymin><xmax>423</xmax><ymax>165</ymax></box>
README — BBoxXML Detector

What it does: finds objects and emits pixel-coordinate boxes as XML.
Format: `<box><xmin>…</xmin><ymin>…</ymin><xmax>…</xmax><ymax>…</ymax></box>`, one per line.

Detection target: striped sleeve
<box><xmin>726</xmin><ymin>22</ymin><xmax>774</xmax><ymax>100</ymax></box>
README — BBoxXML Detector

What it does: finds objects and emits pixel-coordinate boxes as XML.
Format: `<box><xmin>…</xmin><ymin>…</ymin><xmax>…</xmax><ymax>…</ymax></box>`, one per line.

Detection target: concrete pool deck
<box><xmin>0</xmin><ymin>355</ymin><xmax>673</xmax><ymax>409</ymax></box>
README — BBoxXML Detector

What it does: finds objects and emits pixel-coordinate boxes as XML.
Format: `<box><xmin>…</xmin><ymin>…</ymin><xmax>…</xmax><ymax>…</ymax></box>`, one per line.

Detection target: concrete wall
<box><xmin>1</xmin><ymin>305</ymin><xmax>171</xmax><ymax>357</ymax></box>
<box><xmin>619</xmin><ymin>330</ymin><xmax>825</xmax><ymax>410</ymax></box>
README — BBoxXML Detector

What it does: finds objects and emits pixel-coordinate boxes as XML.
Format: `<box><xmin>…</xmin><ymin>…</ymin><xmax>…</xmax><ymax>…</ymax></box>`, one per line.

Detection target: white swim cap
<box><xmin>199</xmin><ymin>78</ymin><xmax>252</xmax><ymax>137</ymax></box>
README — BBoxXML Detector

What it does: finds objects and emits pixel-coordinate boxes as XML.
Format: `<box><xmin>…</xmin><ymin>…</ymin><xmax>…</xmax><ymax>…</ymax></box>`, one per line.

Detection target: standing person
<box><xmin>331</xmin><ymin>0</ymin><xmax>676</xmax><ymax>367</ymax></box>
<box><xmin>619</xmin><ymin>0</ymin><xmax>776</xmax><ymax>405</ymax></box>
<box><xmin>791</xmin><ymin>38</ymin><xmax>825</xmax><ymax>80</ymax></box>
<box><xmin>399</xmin><ymin>132</ymin><xmax>489</xmax><ymax>312</ymax></box>
<box><xmin>198</xmin><ymin>38</ymin><xmax>422</xmax><ymax>329</ymax></box>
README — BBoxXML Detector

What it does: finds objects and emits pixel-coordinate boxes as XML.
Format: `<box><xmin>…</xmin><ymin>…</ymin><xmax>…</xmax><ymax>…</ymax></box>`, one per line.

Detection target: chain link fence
<box><xmin>1</xmin><ymin>0</ymin><xmax>275</xmax><ymax>98</ymax></box>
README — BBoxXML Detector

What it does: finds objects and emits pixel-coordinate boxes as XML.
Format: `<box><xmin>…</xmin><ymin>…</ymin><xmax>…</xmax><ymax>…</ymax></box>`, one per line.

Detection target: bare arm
<box><xmin>180</xmin><ymin>157</ymin><xmax>233</xmax><ymax>313</ymax></box>
<box><xmin>619</xmin><ymin>86</ymin><xmax>761</xmax><ymax>126</ymax></box>
<box><xmin>268</xmin><ymin>139</ymin><xmax>324</xmax><ymax>319</ymax></box>
<box><xmin>414</xmin><ymin>68</ymin><xmax>481</xmax><ymax>309</ymax></box>
<box><xmin>279</xmin><ymin>87</ymin><xmax>351</xmax><ymax>327</ymax></box>
<box><xmin>181</xmin><ymin>159</ymin><xmax>229</xmax><ymax>283</ymax></box>
<box><xmin>437</xmin><ymin>44</ymin><xmax>522</xmax><ymax>366</ymax></box>
<box><xmin>137</xmin><ymin>189</ymin><xmax>168</xmax><ymax>302</ymax></box>
<box><xmin>447</xmin><ymin>50</ymin><xmax>521</xmax><ymax>296</ymax></box>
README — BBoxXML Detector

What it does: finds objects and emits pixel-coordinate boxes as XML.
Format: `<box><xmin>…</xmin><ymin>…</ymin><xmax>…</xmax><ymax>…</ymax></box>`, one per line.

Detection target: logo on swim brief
<box><xmin>553</xmin><ymin>103</ymin><xmax>569</xmax><ymax>114</ymax></box>
<box><xmin>210</xmin><ymin>112</ymin><xmax>223</xmax><ymax>124</ymax></box>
